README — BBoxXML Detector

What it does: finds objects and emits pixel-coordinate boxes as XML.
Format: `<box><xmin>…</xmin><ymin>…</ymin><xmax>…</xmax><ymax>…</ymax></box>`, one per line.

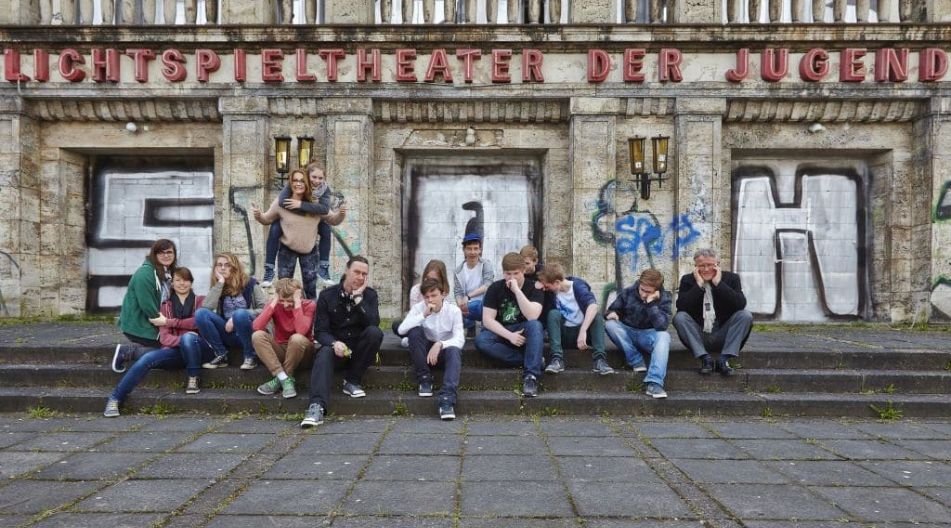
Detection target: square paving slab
<box><xmin>342</xmin><ymin>480</ymin><xmax>456</xmax><ymax>516</ymax></box>
<box><xmin>135</xmin><ymin>453</ymin><xmax>249</xmax><ymax>479</ymax></box>
<box><xmin>263</xmin><ymin>453</ymin><xmax>368</xmax><ymax>480</ymax></box>
<box><xmin>223</xmin><ymin>479</ymin><xmax>349</xmax><ymax>515</ymax></box>
<box><xmin>460</xmin><ymin>480</ymin><xmax>573</xmax><ymax>517</ymax></box>
<box><xmin>811</xmin><ymin>486</ymin><xmax>951</xmax><ymax>524</ymax></box>
<box><xmin>73</xmin><ymin>478</ymin><xmax>211</xmax><ymax>512</ymax></box>
<box><xmin>461</xmin><ymin>455</ymin><xmax>557</xmax><ymax>481</ymax></box>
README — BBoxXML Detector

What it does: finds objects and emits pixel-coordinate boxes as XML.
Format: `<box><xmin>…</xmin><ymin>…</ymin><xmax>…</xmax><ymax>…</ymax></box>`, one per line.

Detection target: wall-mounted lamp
<box><xmin>297</xmin><ymin>135</ymin><xmax>315</xmax><ymax>167</ymax></box>
<box><xmin>274</xmin><ymin>135</ymin><xmax>292</xmax><ymax>188</ymax></box>
<box><xmin>628</xmin><ymin>135</ymin><xmax>670</xmax><ymax>200</ymax></box>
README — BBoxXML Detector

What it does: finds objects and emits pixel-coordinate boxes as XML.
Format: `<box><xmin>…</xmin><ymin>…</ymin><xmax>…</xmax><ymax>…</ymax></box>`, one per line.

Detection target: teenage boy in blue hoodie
<box><xmin>537</xmin><ymin>263</ymin><xmax>615</xmax><ymax>376</ymax></box>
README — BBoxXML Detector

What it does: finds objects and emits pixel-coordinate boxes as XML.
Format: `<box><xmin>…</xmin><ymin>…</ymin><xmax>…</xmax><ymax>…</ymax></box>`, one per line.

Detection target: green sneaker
<box><xmin>281</xmin><ymin>377</ymin><xmax>297</xmax><ymax>399</ymax></box>
<box><xmin>257</xmin><ymin>377</ymin><xmax>281</xmax><ymax>395</ymax></box>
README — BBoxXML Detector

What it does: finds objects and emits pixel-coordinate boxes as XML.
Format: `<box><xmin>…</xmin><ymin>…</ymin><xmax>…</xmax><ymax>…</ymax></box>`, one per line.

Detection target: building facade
<box><xmin>1</xmin><ymin>0</ymin><xmax>950</xmax><ymax>323</ymax></box>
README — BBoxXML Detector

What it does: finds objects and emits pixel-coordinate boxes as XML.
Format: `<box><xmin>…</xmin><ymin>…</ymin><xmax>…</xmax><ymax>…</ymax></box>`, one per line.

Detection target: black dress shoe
<box><xmin>716</xmin><ymin>356</ymin><xmax>735</xmax><ymax>377</ymax></box>
<box><xmin>699</xmin><ymin>355</ymin><xmax>714</xmax><ymax>375</ymax></box>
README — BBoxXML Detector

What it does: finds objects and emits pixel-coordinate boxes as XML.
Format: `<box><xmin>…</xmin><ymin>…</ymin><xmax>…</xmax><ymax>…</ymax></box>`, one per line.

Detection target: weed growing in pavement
<box><xmin>394</xmin><ymin>378</ymin><xmax>415</xmax><ymax>392</ymax></box>
<box><xmin>880</xmin><ymin>383</ymin><xmax>897</xmax><ymax>395</ymax></box>
<box><xmin>138</xmin><ymin>402</ymin><xmax>177</xmax><ymax>416</ymax></box>
<box><xmin>539</xmin><ymin>407</ymin><xmax>562</xmax><ymax>417</ymax></box>
<box><xmin>27</xmin><ymin>406</ymin><xmax>61</xmax><ymax>419</ymax></box>
<box><xmin>760</xmin><ymin>407</ymin><xmax>773</xmax><ymax>418</ymax></box>
<box><xmin>764</xmin><ymin>385</ymin><xmax>783</xmax><ymax>394</ymax></box>
<box><xmin>945</xmin><ymin>359</ymin><xmax>951</xmax><ymax>371</ymax></box>
<box><xmin>869</xmin><ymin>401</ymin><xmax>903</xmax><ymax>421</ymax></box>
<box><xmin>392</xmin><ymin>401</ymin><xmax>410</xmax><ymax>416</ymax></box>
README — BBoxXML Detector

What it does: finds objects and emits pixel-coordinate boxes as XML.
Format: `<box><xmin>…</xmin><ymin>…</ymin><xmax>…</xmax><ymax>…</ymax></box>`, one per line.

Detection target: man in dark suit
<box><xmin>672</xmin><ymin>248</ymin><xmax>753</xmax><ymax>377</ymax></box>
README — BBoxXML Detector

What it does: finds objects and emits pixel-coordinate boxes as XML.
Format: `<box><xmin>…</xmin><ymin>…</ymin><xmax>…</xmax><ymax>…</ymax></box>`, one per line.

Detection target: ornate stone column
<box><xmin>926</xmin><ymin>0</ymin><xmax>951</xmax><ymax>21</ymax></box>
<box><xmin>569</xmin><ymin>0</ymin><xmax>613</xmax><ymax>22</ymax></box>
<box><xmin>163</xmin><ymin>0</ymin><xmax>175</xmax><ymax>24</ymax></box>
<box><xmin>223</xmin><ymin>0</ymin><xmax>273</xmax><ymax>23</ymax></box>
<box><xmin>673</xmin><ymin>98</ymin><xmax>727</xmax><ymax>273</ymax></box>
<box><xmin>569</xmin><ymin>97</ymin><xmax>619</xmax><ymax>290</ymax></box>
<box><xmin>320</xmin><ymin>98</ymin><xmax>374</xmax><ymax>276</ymax></box>
<box><xmin>325</xmin><ymin>0</ymin><xmax>374</xmax><ymax>22</ymax></box>
<box><xmin>218</xmin><ymin>97</ymin><xmax>271</xmax><ymax>272</ymax></box>
<box><xmin>673</xmin><ymin>0</ymin><xmax>720</xmax><ymax>22</ymax></box>
<box><xmin>79</xmin><ymin>0</ymin><xmax>94</xmax><ymax>24</ymax></box>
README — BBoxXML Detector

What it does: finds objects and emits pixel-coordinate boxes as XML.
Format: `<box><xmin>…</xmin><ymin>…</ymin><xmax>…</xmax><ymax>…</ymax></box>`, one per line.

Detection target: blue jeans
<box><xmin>474</xmin><ymin>320</ymin><xmax>544</xmax><ymax>379</ymax></box>
<box><xmin>110</xmin><ymin>347</ymin><xmax>184</xmax><ymax>402</ymax></box>
<box><xmin>604</xmin><ymin>320</ymin><xmax>670</xmax><ymax>387</ymax></box>
<box><xmin>277</xmin><ymin>242</ymin><xmax>320</xmax><ymax>300</ymax></box>
<box><xmin>462</xmin><ymin>298</ymin><xmax>484</xmax><ymax>329</ymax></box>
<box><xmin>406</xmin><ymin>326</ymin><xmax>462</xmax><ymax>405</ymax></box>
<box><xmin>266</xmin><ymin>221</ymin><xmax>331</xmax><ymax>271</ymax></box>
<box><xmin>178</xmin><ymin>332</ymin><xmax>216</xmax><ymax>376</ymax></box>
<box><xmin>194</xmin><ymin>308</ymin><xmax>256</xmax><ymax>361</ymax></box>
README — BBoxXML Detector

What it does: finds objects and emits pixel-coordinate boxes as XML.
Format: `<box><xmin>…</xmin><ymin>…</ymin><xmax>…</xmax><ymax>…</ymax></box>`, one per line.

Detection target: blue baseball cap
<box><xmin>462</xmin><ymin>233</ymin><xmax>482</xmax><ymax>243</ymax></box>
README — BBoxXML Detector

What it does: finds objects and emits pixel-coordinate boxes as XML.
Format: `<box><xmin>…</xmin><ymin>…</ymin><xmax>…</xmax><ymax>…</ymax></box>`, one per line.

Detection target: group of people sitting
<box><xmin>106</xmin><ymin>227</ymin><xmax>753</xmax><ymax>426</ymax></box>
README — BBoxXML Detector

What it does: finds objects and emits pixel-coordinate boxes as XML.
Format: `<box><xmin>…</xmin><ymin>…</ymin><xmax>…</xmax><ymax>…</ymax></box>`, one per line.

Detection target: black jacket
<box><xmin>607</xmin><ymin>281</ymin><xmax>672</xmax><ymax>331</ymax></box>
<box><xmin>314</xmin><ymin>283</ymin><xmax>380</xmax><ymax>346</ymax></box>
<box><xmin>675</xmin><ymin>271</ymin><xmax>747</xmax><ymax>327</ymax></box>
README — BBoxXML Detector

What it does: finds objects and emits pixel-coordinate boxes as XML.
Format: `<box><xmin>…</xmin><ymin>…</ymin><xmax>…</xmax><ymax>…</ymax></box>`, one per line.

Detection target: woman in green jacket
<box><xmin>111</xmin><ymin>239</ymin><xmax>177</xmax><ymax>373</ymax></box>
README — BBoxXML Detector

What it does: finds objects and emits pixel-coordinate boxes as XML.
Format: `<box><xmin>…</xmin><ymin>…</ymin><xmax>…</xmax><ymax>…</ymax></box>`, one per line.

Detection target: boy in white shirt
<box><xmin>398</xmin><ymin>277</ymin><xmax>465</xmax><ymax>420</ymax></box>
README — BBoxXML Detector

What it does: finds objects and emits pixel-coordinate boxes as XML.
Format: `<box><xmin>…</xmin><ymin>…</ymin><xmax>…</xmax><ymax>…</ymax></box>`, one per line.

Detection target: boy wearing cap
<box><xmin>453</xmin><ymin>234</ymin><xmax>495</xmax><ymax>330</ymax></box>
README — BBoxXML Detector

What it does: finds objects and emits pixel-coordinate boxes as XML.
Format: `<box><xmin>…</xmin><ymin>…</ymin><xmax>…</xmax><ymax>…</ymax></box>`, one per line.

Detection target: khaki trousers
<box><xmin>252</xmin><ymin>331</ymin><xmax>315</xmax><ymax>378</ymax></box>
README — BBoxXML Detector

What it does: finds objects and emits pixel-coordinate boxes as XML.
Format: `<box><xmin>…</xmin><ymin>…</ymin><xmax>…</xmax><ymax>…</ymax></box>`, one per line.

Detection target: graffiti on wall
<box><xmin>733</xmin><ymin>165</ymin><xmax>868</xmax><ymax>321</ymax></box>
<box><xmin>403</xmin><ymin>160</ymin><xmax>541</xmax><ymax>306</ymax></box>
<box><xmin>87</xmin><ymin>158</ymin><xmax>214</xmax><ymax>312</ymax></box>
<box><xmin>0</xmin><ymin>250</ymin><xmax>21</xmax><ymax>316</ymax></box>
<box><xmin>589</xmin><ymin>178</ymin><xmax>701</xmax><ymax>304</ymax></box>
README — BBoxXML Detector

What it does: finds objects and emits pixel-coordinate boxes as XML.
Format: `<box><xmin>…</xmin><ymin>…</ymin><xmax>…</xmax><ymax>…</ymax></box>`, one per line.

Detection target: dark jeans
<box><xmin>277</xmin><ymin>242</ymin><xmax>320</xmax><ymax>300</ymax></box>
<box><xmin>308</xmin><ymin>326</ymin><xmax>384</xmax><ymax>410</ymax></box>
<box><xmin>178</xmin><ymin>332</ymin><xmax>216</xmax><ymax>376</ymax></box>
<box><xmin>462</xmin><ymin>298</ymin><xmax>484</xmax><ymax>329</ymax></box>
<box><xmin>406</xmin><ymin>326</ymin><xmax>462</xmax><ymax>405</ymax></box>
<box><xmin>266</xmin><ymin>221</ymin><xmax>331</xmax><ymax>273</ymax></box>
<box><xmin>672</xmin><ymin>310</ymin><xmax>753</xmax><ymax>358</ymax></box>
<box><xmin>110</xmin><ymin>347</ymin><xmax>184</xmax><ymax>402</ymax></box>
<box><xmin>474</xmin><ymin>320</ymin><xmax>544</xmax><ymax>379</ymax></box>
<box><xmin>546</xmin><ymin>310</ymin><xmax>607</xmax><ymax>361</ymax></box>
<box><xmin>194</xmin><ymin>308</ymin><xmax>256</xmax><ymax>361</ymax></box>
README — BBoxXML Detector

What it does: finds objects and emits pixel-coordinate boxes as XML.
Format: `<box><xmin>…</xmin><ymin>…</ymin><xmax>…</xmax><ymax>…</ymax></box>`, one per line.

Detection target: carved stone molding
<box><xmin>373</xmin><ymin>100</ymin><xmax>569</xmax><ymax>123</ymax></box>
<box><xmin>624</xmin><ymin>98</ymin><xmax>675</xmax><ymax>116</ymax></box>
<box><xmin>28</xmin><ymin>98</ymin><xmax>221</xmax><ymax>122</ymax></box>
<box><xmin>726</xmin><ymin>99</ymin><xmax>923</xmax><ymax>123</ymax></box>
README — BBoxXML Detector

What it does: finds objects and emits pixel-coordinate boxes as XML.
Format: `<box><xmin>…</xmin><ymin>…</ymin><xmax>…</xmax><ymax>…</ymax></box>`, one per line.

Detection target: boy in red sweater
<box><xmin>251</xmin><ymin>278</ymin><xmax>316</xmax><ymax>399</ymax></box>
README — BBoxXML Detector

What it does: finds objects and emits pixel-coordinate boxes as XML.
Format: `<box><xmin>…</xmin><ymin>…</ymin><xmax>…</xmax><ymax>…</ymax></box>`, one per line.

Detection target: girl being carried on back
<box><xmin>260</xmin><ymin>161</ymin><xmax>347</xmax><ymax>289</ymax></box>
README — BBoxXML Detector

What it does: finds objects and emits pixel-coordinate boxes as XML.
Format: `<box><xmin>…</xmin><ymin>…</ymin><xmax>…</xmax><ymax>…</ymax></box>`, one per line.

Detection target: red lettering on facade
<box><xmin>261</xmin><ymin>49</ymin><xmax>284</xmax><ymax>82</ymax></box>
<box><xmin>839</xmin><ymin>48</ymin><xmax>867</xmax><ymax>82</ymax></box>
<box><xmin>161</xmin><ymin>49</ymin><xmax>186</xmax><ymax>81</ymax></box>
<box><xmin>424</xmin><ymin>48</ymin><xmax>453</xmax><ymax>83</ymax></box>
<box><xmin>587</xmin><ymin>49</ymin><xmax>610</xmax><ymax>82</ymax></box>
<box><xmin>522</xmin><ymin>49</ymin><xmax>544</xmax><ymax>82</ymax></box>
<box><xmin>4</xmin><ymin>49</ymin><xmax>29</xmax><ymax>82</ymax></box>
<box><xmin>125</xmin><ymin>48</ymin><xmax>155</xmax><ymax>82</ymax></box>
<box><xmin>659</xmin><ymin>48</ymin><xmax>683</xmax><ymax>82</ymax></box>
<box><xmin>725</xmin><ymin>48</ymin><xmax>749</xmax><ymax>83</ymax></box>
<box><xmin>456</xmin><ymin>49</ymin><xmax>481</xmax><ymax>83</ymax></box>
<box><xmin>58</xmin><ymin>49</ymin><xmax>85</xmax><ymax>82</ymax></box>
<box><xmin>396</xmin><ymin>49</ymin><xmax>417</xmax><ymax>82</ymax></box>
<box><xmin>761</xmin><ymin>48</ymin><xmax>788</xmax><ymax>82</ymax></box>
<box><xmin>234</xmin><ymin>48</ymin><xmax>247</xmax><ymax>82</ymax></box>
<box><xmin>318</xmin><ymin>49</ymin><xmax>345</xmax><ymax>81</ymax></box>
<box><xmin>623</xmin><ymin>49</ymin><xmax>646</xmax><ymax>82</ymax></box>
<box><xmin>33</xmin><ymin>49</ymin><xmax>49</xmax><ymax>82</ymax></box>
<box><xmin>919</xmin><ymin>48</ymin><xmax>947</xmax><ymax>82</ymax></box>
<box><xmin>491</xmin><ymin>49</ymin><xmax>512</xmax><ymax>83</ymax></box>
<box><xmin>874</xmin><ymin>48</ymin><xmax>908</xmax><ymax>82</ymax></box>
<box><xmin>799</xmin><ymin>48</ymin><xmax>829</xmax><ymax>82</ymax></box>
<box><xmin>356</xmin><ymin>48</ymin><xmax>381</xmax><ymax>82</ymax></box>
<box><xmin>294</xmin><ymin>49</ymin><xmax>316</xmax><ymax>82</ymax></box>
<box><xmin>91</xmin><ymin>48</ymin><xmax>120</xmax><ymax>83</ymax></box>
<box><xmin>196</xmin><ymin>49</ymin><xmax>220</xmax><ymax>83</ymax></box>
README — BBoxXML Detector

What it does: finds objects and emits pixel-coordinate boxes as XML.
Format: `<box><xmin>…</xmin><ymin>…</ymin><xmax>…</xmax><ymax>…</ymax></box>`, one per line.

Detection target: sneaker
<box><xmin>202</xmin><ymin>354</ymin><xmax>228</xmax><ymax>369</ymax></box>
<box><xmin>631</xmin><ymin>363</ymin><xmax>648</xmax><ymax>374</ymax></box>
<box><xmin>342</xmin><ymin>380</ymin><xmax>366</xmax><ymax>398</ymax></box>
<box><xmin>522</xmin><ymin>375</ymin><xmax>539</xmax><ymax>398</ymax></box>
<box><xmin>418</xmin><ymin>376</ymin><xmax>434</xmax><ymax>397</ymax></box>
<box><xmin>545</xmin><ymin>357</ymin><xmax>566</xmax><ymax>374</ymax></box>
<box><xmin>400</xmin><ymin>337</ymin><xmax>409</xmax><ymax>348</ymax></box>
<box><xmin>111</xmin><ymin>344</ymin><xmax>131</xmax><ymax>373</ymax></box>
<box><xmin>716</xmin><ymin>356</ymin><xmax>735</xmax><ymax>377</ymax></box>
<box><xmin>320</xmin><ymin>277</ymin><xmax>336</xmax><ymax>287</ymax></box>
<box><xmin>240</xmin><ymin>357</ymin><xmax>258</xmax><ymax>370</ymax></box>
<box><xmin>103</xmin><ymin>398</ymin><xmax>120</xmax><ymax>417</ymax></box>
<box><xmin>185</xmin><ymin>376</ymin><xmax>200</xmax><ymax>394</ymax></box>
<box><xmin>699</xmin><ymin>354</ymin><xmax>714</xmax><ymax>375</ymax></box>
<box><xmin>300</xmin><ymin>403</ymin><xmax>325</xmax><ymax>428</ymax></box>
<box><xmin>438</xmin><ymin>400</ymin><xmax>456</xmax><ymax>421</ymax></box>
<box><xmin>592</xmin><ymin>358</ymin><xmax>615</xmax><ymax>375</ymax></box>
<box><xmin>282</xmin><ymin>377</ymin><xmax>297</xmax><ymax>398</ymax></box>
<box><xmin>257</xmin><ymin>377</ymin><xmax>281</xmax><ymax>395</ymax></box>
<box><xmin>261</xmin><ymin>265</ymin><xmax>275</xmax><ymax>288</ymax></box>
<box><xmin>645</xmin><ymin>382</ymin><xmax>668</xmax><ymax>399</ymax></box>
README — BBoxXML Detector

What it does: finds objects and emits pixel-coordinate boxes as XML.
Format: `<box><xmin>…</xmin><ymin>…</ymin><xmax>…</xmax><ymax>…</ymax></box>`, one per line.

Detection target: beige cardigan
<box><xmin>257</xmin><ymin>198</ymin><xmax>321</xmax><ymax>254</ymax></box>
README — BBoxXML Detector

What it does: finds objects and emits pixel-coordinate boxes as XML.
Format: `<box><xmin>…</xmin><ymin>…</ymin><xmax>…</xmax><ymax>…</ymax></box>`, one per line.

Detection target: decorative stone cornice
<box><xmin>373</xmin><ymin>100</ymin><xmax>570</xmax><ymax>123</ymax></box>
<box><xmin>28</xmin><ymin>98</ymin><xmax>221</xmax><ymax>122</ymax></box>
<box><xmin>725</xmin><ymin>99</ymin><xmax>923</xmax><ymax>123</ymax></box>
<box><xmin>625</xmin><ymin>98</ymin><xmax>675</xmax><ymax>116</ymax></box>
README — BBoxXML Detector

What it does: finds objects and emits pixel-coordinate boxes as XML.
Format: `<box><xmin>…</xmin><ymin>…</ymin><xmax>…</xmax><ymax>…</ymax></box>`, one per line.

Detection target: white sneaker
<box><xmin>400</xmin><ymin>337</ymin><xmax>409</xmax><ymax>348</ymax></box>
<box><xmin>240</xmin><ymin>357</ymin><xmax>258</xmax><ymax>370</ymax></box>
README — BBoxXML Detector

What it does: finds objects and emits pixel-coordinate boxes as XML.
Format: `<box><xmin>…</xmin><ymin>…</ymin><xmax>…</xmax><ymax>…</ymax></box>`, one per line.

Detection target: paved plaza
<box><xmin>0</xmin><ymin>414</ymin><xmax>948</xmax><ymax>527</ymax></box>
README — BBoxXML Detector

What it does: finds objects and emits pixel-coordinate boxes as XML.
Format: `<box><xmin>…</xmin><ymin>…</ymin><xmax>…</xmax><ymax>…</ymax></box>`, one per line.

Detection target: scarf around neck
<box><xmin>171</xmin><ymin>291</ymin><xmax>196</xmax><ymax>319</ymax></box>
<box><xmin>702</xmin><ymin>283</ymin><xmax>716</xmax><ymax>333</ymax></box>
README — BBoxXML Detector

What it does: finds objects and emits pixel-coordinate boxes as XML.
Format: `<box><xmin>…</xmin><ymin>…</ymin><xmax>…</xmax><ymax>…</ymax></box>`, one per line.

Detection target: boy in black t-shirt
<box><xmin>474</xmin><ymin>252</ymin><xmax>546</xmax><ymax>397</ymax></box>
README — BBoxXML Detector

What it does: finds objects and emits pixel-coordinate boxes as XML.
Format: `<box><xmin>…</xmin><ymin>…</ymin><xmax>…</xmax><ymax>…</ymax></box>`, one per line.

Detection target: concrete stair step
<box><xmin>1</xmin><ymin>386</ymin><xmax>948</xmax><ymax>418</ymax></box>
<box><xmin>3</xmin><ymin>363</ymin><xmax>949</xmax><ymax>394</ymax></box>
<box><xmin>3</xmin><ymin>343</ymin><xmax>947</xmax><ymax>371</ymax></box>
